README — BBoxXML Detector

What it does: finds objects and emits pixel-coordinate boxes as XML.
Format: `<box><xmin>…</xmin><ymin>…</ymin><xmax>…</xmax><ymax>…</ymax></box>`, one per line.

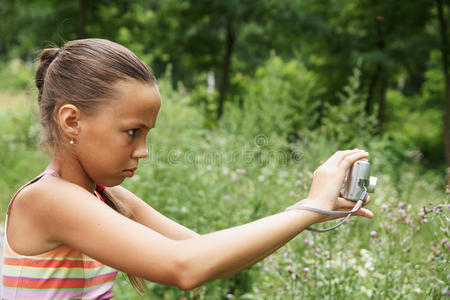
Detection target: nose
<box><xmin>132</xmin><ymin>139</ymin><xmax>149</xmax><ymax>159</ymax></box>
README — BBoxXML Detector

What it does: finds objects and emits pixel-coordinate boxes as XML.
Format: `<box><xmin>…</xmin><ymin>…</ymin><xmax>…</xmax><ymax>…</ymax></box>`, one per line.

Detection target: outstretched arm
<box><xmin>107</xmin><ymin>185</ymin><xmax>199</xmax><ymax>240</ymax></box>
<box><xmin>15</xmin><ymin>149</ymin><xmax>371</xmax><ymax>290</ymax></box>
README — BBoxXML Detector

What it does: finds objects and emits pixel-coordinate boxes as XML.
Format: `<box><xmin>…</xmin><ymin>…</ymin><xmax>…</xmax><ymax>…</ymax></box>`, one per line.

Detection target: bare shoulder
<box><xmin>8</xmin><ymin>175</ymin><xmax>185</xmax><ymax>286</ymax></box>
<box><xmin>8</xmin><ymin>174</ymin><xmax>95</xmax><ymax>254</ymax></box>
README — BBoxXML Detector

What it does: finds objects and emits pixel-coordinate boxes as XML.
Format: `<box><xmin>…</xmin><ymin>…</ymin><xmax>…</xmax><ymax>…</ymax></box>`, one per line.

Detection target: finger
<box><xmin>326</xmin><ymin>149</ymin><xmax>361</xmax><ymax>166</ymax></box>
<box><xmin>339</xmin><ymin>150</ymin><xmax>369</xmax><ymax>170</ymax></box>
<box><xmin>336</xmin><ymin>197</ymin><xmax>359</xmax><ymax>209</ymax></box>
<box><xmin>362</xmin><ymin>194</ymin><xmax>371</xmax><ymax>206</ymax></box>
<box><xmin>352</xmin><ymin>208</ymin><xmax>373</xmax><ymax>219</ymax></box>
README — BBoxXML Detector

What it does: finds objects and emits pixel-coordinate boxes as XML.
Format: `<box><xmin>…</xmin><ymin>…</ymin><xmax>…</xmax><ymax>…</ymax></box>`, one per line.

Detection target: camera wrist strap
<box><xmin>285</xmin><ymin>187</ymin><xmax>367</xmax><ymax>233</ymax></box>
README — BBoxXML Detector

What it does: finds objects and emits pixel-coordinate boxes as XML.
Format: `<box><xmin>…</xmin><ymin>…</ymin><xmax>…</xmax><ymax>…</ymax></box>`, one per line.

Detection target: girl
<box><xmin>1</xmin><ymin>38</ymin><xmax>372</xmax><ymax>299</ymax></box>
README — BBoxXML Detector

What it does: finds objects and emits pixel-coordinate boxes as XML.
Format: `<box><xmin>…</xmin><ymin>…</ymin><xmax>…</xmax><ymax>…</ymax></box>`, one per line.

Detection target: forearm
<box><xmin>175</xmin><ymin>208</ymin><xmax>321</xmax><ymax>288</ymax></box>
<box><xmin>220</xmin><ymin>239</ymin><xmax>285</xmax><ymax>279</ymax></box>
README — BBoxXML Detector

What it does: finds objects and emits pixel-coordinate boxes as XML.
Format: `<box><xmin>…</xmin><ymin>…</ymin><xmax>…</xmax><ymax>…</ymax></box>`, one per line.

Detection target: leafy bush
<box><xmin>0</xmin><ymin>69</ymin><xmax>447</xmax><ymax>299</ymax></box>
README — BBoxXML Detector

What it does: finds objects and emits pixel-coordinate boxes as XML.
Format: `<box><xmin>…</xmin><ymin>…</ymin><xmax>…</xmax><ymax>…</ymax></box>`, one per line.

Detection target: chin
<box><xmin>99</xmin><ymin>177</ymin><xmax>126</xmax><ymax>188</ymax></box>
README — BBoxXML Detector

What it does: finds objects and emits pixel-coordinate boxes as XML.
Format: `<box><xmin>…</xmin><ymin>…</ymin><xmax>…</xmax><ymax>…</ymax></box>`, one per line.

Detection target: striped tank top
<box><xmin>1</xmin><ymin>170</ymin><xmax>118</xmax><ymax>299</ymax></box>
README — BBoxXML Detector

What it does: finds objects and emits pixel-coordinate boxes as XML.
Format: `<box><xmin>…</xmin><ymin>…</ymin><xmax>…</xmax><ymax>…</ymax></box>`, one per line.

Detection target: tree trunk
<box><xmin>77</xmin><ymin>0</ymin><xmax>86</xmax><ymax>39</ymax></box>
<box><xmin>217</xmin><ymin>20</ymin><xmax>235</xmax><ymax>120</ymax></box>
<box><xmin>374</xmin><ymin>7</ymin><xmax>387</xmax><ymax>133</ymax></box>
<box><xmin>436</xmin><ymin>0</ymin><xmax>450</xmax><ymax>190</ymax></box>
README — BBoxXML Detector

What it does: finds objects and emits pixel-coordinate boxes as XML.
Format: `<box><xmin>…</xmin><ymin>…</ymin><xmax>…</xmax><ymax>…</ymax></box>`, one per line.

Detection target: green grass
<box><xmin>0</xmin><ymin>88</ymin><xmax>448</xmax><ymax>299</ymax></box>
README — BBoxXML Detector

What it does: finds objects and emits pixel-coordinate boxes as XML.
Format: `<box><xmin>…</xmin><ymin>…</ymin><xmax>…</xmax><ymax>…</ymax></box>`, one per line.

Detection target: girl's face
<box><xmin>75</xmin><ymin>79</ymin><xmax>161</xmax><ymax>187</ymax></box>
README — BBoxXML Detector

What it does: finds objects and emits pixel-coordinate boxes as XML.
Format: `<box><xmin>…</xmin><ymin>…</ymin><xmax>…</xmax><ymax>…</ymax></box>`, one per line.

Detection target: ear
<box><xmin>57</xmin><ymin>104</ymin><xmax>81</xmax><ymax>140</ymax></box>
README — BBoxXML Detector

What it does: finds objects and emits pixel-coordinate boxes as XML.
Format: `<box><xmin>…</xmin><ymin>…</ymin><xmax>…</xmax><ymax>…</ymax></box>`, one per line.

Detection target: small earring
<box><xmin>69</xmin><ymin>139</ymin><xmax>74</xmax><ymax>145</ymax></box>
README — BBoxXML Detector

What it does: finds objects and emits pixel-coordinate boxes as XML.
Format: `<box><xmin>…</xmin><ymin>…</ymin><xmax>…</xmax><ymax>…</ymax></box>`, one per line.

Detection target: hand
<box><xmin>298</xmin><ymin>149</ymin><xmax>373</xmax><ymax>221</ymax></box>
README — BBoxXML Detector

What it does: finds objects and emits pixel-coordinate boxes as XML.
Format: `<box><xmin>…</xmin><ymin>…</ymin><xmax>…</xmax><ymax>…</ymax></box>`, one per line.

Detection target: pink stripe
<box><xmin>3</xmin><ymin>271</ymin><xmax>117</xmax><ymax>282</ymax></box>
<box><xmin>85</xmin><ymin>290</ymin><xmax>114</xmax><ymax>300</ymax></box>
<box><xmin>1</xmin><ymin>281</ymin><xmax>114</xmax><ymax>299</ymax></box>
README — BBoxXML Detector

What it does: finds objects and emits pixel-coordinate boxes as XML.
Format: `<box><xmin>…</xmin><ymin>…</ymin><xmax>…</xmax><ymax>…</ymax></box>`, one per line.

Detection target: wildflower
<box><xmin>283</xmin><ymin>251</ymin><xmax>289</xmax><ymax>258</ymax></box>
<box><xmin>231</xmin><ymin>173</ymin><xmax>239</xmax><ymax>182</ymax></box>
<box><xmin>398</xmin><ymin>209</ymin><xmax>406</xmax><ymax>218</ymax></box>
<box><xmin>370</xmin><ymin>231</ymin><xmax>378</xmax><ymax>238</ymax></box>
<box><xmin>434</xmin><ymin>206</ymin><xmax>441</xmax><ymax>213</ymax></box>
<box><xmin>303</xmin><ymin>267</ymin><xmax>310</xmax><ymax>273</ymax></box>
<box><xmin>224</xmin><ymin>195</ymin><xmax>231</xmax><ymax>200</ymax></box>
<box><xmin>386</xmin><ymin>213</ymin><xmax>392</xmax><ymax>219</ymax></box>
<box><xmin>298</xmin><ymin>172</ymin><xmax>303</xmax><ymax>178</ymax></box>
<box><xmin>405</xmin><ymin>219</ymin><xmax>413</xmax><ymax>225</ymax></box>
<box><xmin>304</xmin><ymin>239</ymin><xmax>313</xmax><ymax>247</ymax></box>
<box><xmin>291</xmin><ymin>273</ymin><xmax>298</xmax><ymax>280</ymax></box>
<box><xmin>296</xmin><ymin>180</ymin><xmax>302</xmax><ymax>186</ymax></box>
<box><xmin>399</xmin><ymin>202</ymin><xmax>405</xmax><ymax>208</ymax></box>
<box><xmin>236</xmin><ymin>168</ymin><xmax>246</xmax><ymax>175</ymax></box>
<box><xmin>226</xmin><ymin>293</ymin><xmax>233</xmax><ymax>299</ymax></box>
<box><xmin>444</xmin><ymin>290</ymin><xmax>450</xmax><ymax>296</ymax></box>
<box><xmin>423</xmin><ymin>218</ymin><xmax>428</xmax><ymax>223</ymax></box>
<box><xmin>289</xmin><ymin>191</ymin><xmax>295</xmax><ymax>197</ymax></box>
<box><xmin>222</xmin><ymin>167</ymin><xmax>229</xmax><ymax>175</ymax></box>
<box><xmin>381</xmin><ymin>204</ymin><xmax>388</xmax><ymax>211</ymax></box>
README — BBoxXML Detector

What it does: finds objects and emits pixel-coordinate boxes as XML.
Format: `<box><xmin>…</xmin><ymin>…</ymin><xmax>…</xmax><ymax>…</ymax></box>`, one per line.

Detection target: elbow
<box><xmin>173</xmin><ymin>251</ymin><xmax>205</xmax><ymax>290</ymax></box>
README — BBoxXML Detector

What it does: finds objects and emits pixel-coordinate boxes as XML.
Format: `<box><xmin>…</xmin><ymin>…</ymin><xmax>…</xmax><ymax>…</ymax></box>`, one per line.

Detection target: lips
<box><xmin>123</xmin><ymin>167</ymin><xmax>137</xmax><ymax>177</ymax></box>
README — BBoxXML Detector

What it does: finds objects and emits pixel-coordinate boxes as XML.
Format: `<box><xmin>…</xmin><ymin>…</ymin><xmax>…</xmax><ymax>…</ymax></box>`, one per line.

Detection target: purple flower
<box><xmin>399</xmin><ymin>202</ymin><xmax>405</xmax><ymax>208</ymax></box>
<box><xmin>405</xmin><ymin>219</ymin><xmax>413</xmax><ymax>225</ymax></box>
<box><xmin>444</xmin><ymin>290</ymin><xmax>450</xmax><ymax>296</ymax></box>
<box><xmin>289</xmin><ymin>191</ymin><xmax>295</xmax><ymax>197</ymax></box>
<box><xmin>398</xmin><ymin>209</ymin><xmax>406</xmax><ymax>218</ymax></box>
<box><xmin>370</xmin><ymin>231</ymin><xmax>378</xmax><ymax>238</ymax></box>
<box><xmin>236</xmin><ymin>168</ymin><xmax>246</xmax><ymax>175</ymax></box>
<box><xmin>298</xmin><ymin>172</ymin><xmax>303</xmax><ymax>178</ymax></box>
<box><xmin>386</xmin><ymin>213</ymin><xmax>392</xmax><ymax>219</ymax></box>
<box><xmin>226</xmin><ymin>293</ymin><xmax>233</xmax><ymax>299</ymax></box>
<box><xmin>296</xmin><ymin>180</ymin><xmax>302</xmax><ymax>186</ymax></box>
<box><xmin>381</xmin><ymin>204</ymin><xmax>388</xmax><ymax>211</ymax></box>
<box><xmin>303</xmin><ymin>267</ymin><xmax>310</xmax><ymax>273</ymax></box>
<box><xmin>283</xmin><ymin>251</ymin><xmax>289</xmax><ymax>258</ymax></box>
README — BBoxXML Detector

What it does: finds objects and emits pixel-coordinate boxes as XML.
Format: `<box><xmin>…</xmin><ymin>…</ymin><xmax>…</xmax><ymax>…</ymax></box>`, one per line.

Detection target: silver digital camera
<box><xmin>340</xmin><ymin>158</ymin><xmax>377</xmax><ymax>201</ymax></box>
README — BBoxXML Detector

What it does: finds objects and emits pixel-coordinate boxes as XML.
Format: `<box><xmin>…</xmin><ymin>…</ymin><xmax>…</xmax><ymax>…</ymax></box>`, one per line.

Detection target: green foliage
<box><xmin>321</xmin><ymin>62</ymin><xmax>378</xmax><ymax>149</ymax></box>
<box><xmin>1</xmin><ymin>79</ymin><xmax>447</xmax><ymax>299</ymax></box>
<box><xmin>220</xmin><ymin>55</ymin><xmax>322</xmax><ymax>141</ymax></box>
<box><xmin>0</xmin><ymin>60</ymin><xmax>35</xmax><ymax>90</ymax></box>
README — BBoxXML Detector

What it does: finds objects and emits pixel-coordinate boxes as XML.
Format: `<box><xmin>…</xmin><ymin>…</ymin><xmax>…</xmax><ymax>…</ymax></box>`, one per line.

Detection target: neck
<box><xmin>48</xmin><ymin>151</ymin><xmax>96</xmax><ymax>193</ymax></box>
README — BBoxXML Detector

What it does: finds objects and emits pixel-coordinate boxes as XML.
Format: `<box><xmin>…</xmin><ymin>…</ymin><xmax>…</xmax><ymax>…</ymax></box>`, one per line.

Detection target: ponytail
<box><xmin>98</xmin><ymin>187</ymin><xmax>148</xmax><ymax>295</ymax></box>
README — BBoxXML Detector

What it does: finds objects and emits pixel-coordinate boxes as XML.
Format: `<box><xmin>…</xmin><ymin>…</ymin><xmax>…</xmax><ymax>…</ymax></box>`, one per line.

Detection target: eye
<box><xmin>127</xmin><ymin>129</ymin><xmax>139</xmax><ymax>137</ymax></box>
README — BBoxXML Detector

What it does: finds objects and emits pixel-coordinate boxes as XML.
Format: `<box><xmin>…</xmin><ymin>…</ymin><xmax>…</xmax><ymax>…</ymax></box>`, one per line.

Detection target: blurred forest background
<box><xmin>0</xmin><ymin>0</ymin><xmax>449</xmax><ymax>299</ymax></box>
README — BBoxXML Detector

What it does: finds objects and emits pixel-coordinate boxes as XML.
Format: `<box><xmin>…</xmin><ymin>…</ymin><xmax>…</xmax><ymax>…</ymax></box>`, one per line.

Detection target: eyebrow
<box><xmin>126</xmin><ymin>122</ymin><xmax>154</xmax><ymax>129</ymax></box>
